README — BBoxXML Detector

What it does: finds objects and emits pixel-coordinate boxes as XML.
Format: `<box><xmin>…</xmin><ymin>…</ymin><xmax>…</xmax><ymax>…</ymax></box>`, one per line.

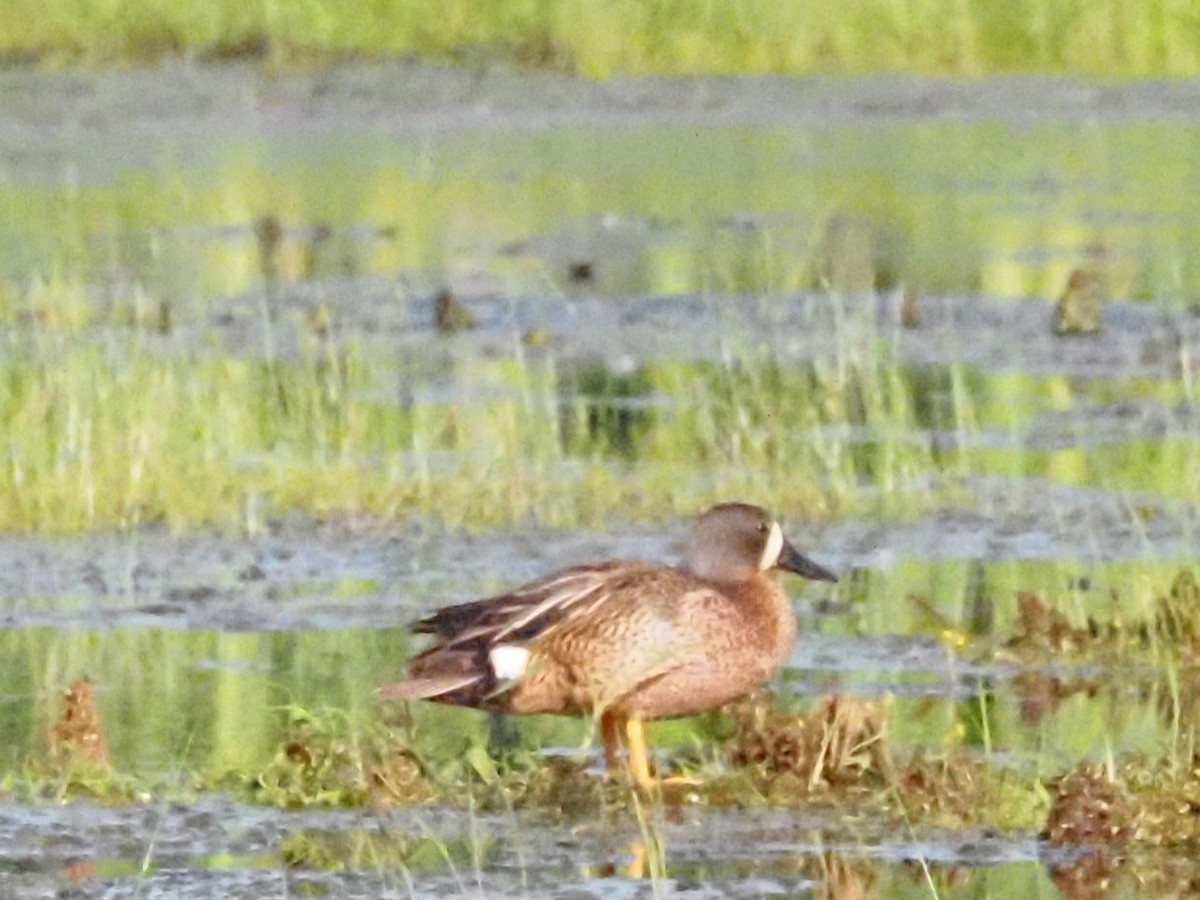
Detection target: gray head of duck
<box><xmin>684</xmin><ymin>502</ymin><xmax>838</xmax><ymax>584</ymax></box>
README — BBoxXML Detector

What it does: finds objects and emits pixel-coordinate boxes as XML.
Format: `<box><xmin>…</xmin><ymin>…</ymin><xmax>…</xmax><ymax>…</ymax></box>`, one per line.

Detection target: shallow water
<box><xmin>0</xmin><ymin>521</ymin><xmax>1190</xmax><ymax>772</ymax></box>
<box><xmin>0</xmin><ymin>797</ymin><xmax>1077</xmax><ymax>899</ymax></box>
<box><xmin>2</xmin><ymin>63</ymin><xmax>1200</xmax><ymax>897</ymax></box>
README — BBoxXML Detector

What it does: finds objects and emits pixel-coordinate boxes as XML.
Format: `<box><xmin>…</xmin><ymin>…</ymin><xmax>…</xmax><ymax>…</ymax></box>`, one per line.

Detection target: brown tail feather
<box><xmin>378</xmin><ymin>675</ymin><xmax>481</xmax><ymax>701</ymax></box>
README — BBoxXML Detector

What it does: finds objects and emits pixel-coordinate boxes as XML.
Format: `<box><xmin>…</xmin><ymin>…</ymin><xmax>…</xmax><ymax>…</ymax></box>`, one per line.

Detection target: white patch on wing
<box><xmin>489</xmin><ymin>644</ymin><xmax>531</xmax><ymax>682</ymax></box>
<box><xmin>759</xmin><ymin>521</ymin><xmax>784</xmax><ymax>571</ymax></box>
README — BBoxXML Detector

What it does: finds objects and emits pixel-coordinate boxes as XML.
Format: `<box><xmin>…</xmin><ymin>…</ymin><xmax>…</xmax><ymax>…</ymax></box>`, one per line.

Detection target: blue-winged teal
<box><xmin>381</xmin><ymin>502</ymin><xmax>837</xmax><ymax>788</ymax></box>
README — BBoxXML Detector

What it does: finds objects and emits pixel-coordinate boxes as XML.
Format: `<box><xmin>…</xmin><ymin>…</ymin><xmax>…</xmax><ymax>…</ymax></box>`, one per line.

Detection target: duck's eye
<box><xmin>757</xmin><ymin>522</ymin><xmax>768</xmax><ymax>533</ymax></box>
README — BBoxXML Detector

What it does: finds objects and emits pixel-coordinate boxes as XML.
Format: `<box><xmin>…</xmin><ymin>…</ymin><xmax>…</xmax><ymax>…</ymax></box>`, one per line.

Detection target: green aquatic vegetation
<box><xmin>4</xmin><ymin>0</ymin><xmax>1200</xmax><ymax>77</ymax></box>
<box><xmin>985</xmin><ymin>572</ymin><xmax>1200</xmax><ymax>763</ymax></box>
<box><xmin>892</xmin><ymin>752</ymin><xmax>1051</xmax><ymax>834</ymax></box>
<box><xmin>10</xmin><ymin>110</ymin><xmax>1200</xmax><ymax>317</ymax></box>
<box><xmin>245</xmin><ymin>691</ymin><xmax>1052</xmax><ymax>835</ymax></box>
<box><xmin>12</xmin><ymin>283</ymin><xmax>1200</xmax><ymax>539</ymax></box>
<box><xmin>279</xmin><ymin>827</ymin><xmax>491</xmax><ymax>878</ymax></box>
<box><xmin>242</xmin><ymin>702</ymin><xmax>630</xmax><ymax>816</ymax></box>
<box><xmin>243</xmin><ymin>705</ymin><xmax>437</xmax><ymax>808</ymax></box>
<box><xmin>475</xmin><ymin>755</ymin><xmax>617</xmax><ymax>818</ymax></box>
<box><xmin>1156</xmin><ymin>570</ymin><xmax>1200</xmax><ymax>657</ymax></box>
<box><xmin>3</xmin><ymin>759</ymin><xmax>147</xmax><ymax>805</ymax></box>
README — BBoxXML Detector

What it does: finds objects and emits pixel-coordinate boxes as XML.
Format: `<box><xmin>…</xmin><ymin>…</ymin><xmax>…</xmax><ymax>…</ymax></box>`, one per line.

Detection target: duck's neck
<box><xmin>737</xmin><ymin>574</ymin><xmax>797</xmax><ymax>669</ymax></box>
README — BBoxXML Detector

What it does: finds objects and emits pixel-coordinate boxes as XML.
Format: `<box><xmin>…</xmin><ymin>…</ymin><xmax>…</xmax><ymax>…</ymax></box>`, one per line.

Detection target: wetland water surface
<box><xmin>2</xmin><ymin>64</ymin><xmax>1200</xmax><ymax>897</ymax></box>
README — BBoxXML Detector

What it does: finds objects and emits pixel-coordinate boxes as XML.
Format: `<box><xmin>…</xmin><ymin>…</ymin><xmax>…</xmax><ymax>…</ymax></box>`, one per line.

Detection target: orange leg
<box><xmin>600</xmin><ymin>710</ymin><xmax>655</xmax><ymax>789</ymax></box>
<box><xmin>624</xmin><ymin>717</ymin><xmax>655</xmax><ymax>790</ymax></box>
<box><xmin>600</xmin><ymin>710</ymin><xmax>623</xmax><ymax>776</ymax></box>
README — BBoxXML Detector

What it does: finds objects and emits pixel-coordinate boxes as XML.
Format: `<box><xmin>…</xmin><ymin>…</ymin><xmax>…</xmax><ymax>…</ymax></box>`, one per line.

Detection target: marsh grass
<box><xmin>8</xmin><ymin>277</ymin><xmax>1200</xmax><ymax>539</ymax></box>
<box><xmin>3</xmin><ymin>0</ymin><xmax>1200</xmax><ymax>77</ymax></box>
<box><xmin>0</xmin><ymin>277</ymin><xmax>948</xmax><ymax>533</ymax></box>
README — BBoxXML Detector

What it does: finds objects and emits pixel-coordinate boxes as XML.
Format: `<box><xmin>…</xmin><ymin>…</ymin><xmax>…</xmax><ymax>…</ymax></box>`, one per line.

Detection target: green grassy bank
<box><xmin>3</xmin><ymin>0</ymin><xmax>1199</xmax><ymax>77</ymax></box>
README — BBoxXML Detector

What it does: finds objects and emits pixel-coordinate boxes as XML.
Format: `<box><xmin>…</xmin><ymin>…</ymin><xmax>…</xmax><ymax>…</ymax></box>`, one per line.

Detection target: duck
<box><xmin>380</xmin><ymin>502</ymin><xmax>838</xmax><ymax>789</ymax></box>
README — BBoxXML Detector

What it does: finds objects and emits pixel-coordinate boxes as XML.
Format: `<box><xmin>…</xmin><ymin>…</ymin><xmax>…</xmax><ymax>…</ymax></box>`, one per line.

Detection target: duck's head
<box><xmin>684</xmin><ymin>502</ymin><xmax>838</xmax><ymax>584</ymax></box>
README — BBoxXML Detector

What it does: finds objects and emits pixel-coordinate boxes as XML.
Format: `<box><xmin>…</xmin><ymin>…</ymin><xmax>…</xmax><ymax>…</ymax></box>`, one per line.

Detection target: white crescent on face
<box><xmin>759</xmin><ymin>521</ymin><xmax>784</xmax><ymax>571</ymax></box>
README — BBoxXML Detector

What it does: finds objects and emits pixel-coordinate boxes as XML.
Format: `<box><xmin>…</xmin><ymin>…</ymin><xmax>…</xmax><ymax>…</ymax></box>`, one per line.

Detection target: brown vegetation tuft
<box><xmin>48</xmin><ymin>678</ymin><xmax>110</xmax><ymax>772</ymax></box>
<box><xmin>1045</xmin><ymin>764</ymin><xmax>1133</xmax><ymax>846</ymax></box>
<box><xmin>731</xmin><ymin>693</ymin><xmax>894</xmax><ymax>789</ymax></box>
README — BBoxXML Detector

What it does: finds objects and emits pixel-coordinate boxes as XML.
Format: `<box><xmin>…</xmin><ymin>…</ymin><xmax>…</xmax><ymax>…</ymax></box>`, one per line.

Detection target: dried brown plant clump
<box><xmin>731</xmin><ymin>694</ymin><xmax>894</xmax><ymax>789</ymax></box>
<box><xmin>1053</xmin><ymin>851</ymin><xmax>1200</xmax><ymax>900</ymax></box>
<box><xmin>48</xmin><ymin>678</ymin><xmax>110</xmax><ymax>771</ymax></box>
<box><xmin>1002</xmin><ymin>571</ymin><xmax>1200</xmax><ymax>666</ymax></box>
<box><xmin>1047</xmin><ymin>755</ymin><xmax>1200</xmax><ymax>855</ymax></box>
<box><xmin>1045</xmin><ymin>764</ymin><xmax>1134</xmax><ymax>846</ymax></box>
<box><xmin>254</xmin><ymin>213</ymin><xmax>284</xmax><ymax>280</ymax></box>
<box><xmin>1117</xmin><ymin>755</ymin><xmax>1200</xmax><ymax>849</ymax></box>
<box><xmin>1154</xmin><ymin>666</ymin><xmax>1200</xmax><ymax>734</ymax></box>
<box><xmin>1049</xmin><ymin>852</ymin><xmax>1122</xmax><ymax>900</ymax></box>
<box><xmin>567</xmin><ymin>260</ymin><xmax>594</xmax><ymax>283</ymax></box>
<box><xmin>61</xmin><ymin>859</ymin><xmax>98</xmax><ymax>885</ymax></box>
<box><xmin>897</xmin><ymin>286</ymin><xmax>920</xmax><ymax>329</ymax></box>
<box><xmin>486</xmin><ymin>755</ymin><xmax>609</xmax><ymax>817</ymax></box>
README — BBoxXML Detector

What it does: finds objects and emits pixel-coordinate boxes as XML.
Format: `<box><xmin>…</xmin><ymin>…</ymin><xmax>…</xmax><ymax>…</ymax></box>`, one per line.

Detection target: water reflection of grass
<box><xmin>5</xmin><ymin>0</ymin><xmax>1200</xmax><ymax>78</ymax></box>
<box><xmin>8</xmin><ymin>119</ymin><xmax>1200</xmax><ymax>305</ymax></box>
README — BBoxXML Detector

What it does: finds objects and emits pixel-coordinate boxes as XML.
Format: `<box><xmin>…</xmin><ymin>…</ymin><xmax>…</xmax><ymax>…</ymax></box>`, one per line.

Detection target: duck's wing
<box><xmin>411</xmin><ymin>561</ymin><xmax>641</xmax><ymax>647</ymax></box>
<box><xmin>380</xmin><ymin>561</ymin><xmax>675</xmax><ymax>703</ymax></box>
